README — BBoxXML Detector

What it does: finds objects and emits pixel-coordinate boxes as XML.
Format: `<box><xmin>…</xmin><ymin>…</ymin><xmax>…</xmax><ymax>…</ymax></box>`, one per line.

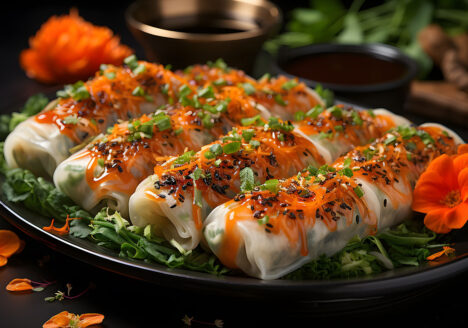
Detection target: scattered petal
<box><xmin>427</xmin><ymin>246</ymin><xmax>455</xmax><ymax>261</ymax></box>
<box><xmin>0</xmin><ymin>230</ymin><xmax>21</xmax><ymax>258</ymax></box>
<box><xmin>6</xmin><ymin>278</ymin><xmax>33</xmax><ymax>292</ymax></box>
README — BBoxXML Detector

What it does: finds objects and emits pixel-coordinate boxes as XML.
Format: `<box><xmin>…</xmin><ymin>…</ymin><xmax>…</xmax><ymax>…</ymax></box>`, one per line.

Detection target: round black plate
<box><xmin>1</xmin><ymin>96</ymin><xmax>468</xmax><ymax>308</ymax></box>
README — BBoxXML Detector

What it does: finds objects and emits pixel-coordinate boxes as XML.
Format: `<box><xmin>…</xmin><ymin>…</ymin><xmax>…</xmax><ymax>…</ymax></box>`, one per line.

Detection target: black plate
<box><xmin>1</xmin><ymin>98</ymin><xmax>468</xmax><ymax>310</ymax></box>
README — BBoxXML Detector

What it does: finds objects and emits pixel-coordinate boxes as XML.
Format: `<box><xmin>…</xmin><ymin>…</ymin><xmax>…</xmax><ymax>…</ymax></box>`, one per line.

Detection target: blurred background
<box><xmin>3</xmin><ymin>0</ymin><xmax>468</xmax><ymax>128</ymax></box>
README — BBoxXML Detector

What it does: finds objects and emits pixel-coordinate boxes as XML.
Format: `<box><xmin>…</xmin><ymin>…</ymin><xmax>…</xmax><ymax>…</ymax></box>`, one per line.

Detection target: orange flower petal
<box><xmin>412</xmin><ymin>181</ymin><xmax>449</xmax><ymax>213</ymax></box>
<box><xmin>424</xmin><ymin>154</ymin><xmax>459</xmax><ymax>190</ymax></box>
<box><xmin>6</xmin><ymin>278</ymin><xmax>33</xmax><ymax>292</ymax></box>
<box><xmin>0</xmin><ymin>255</ymin><xmax>7</xmax><ymax>267</ymax></box>
<box><xmin>79</xmin><ymin>313</ymin><xmax>105</xmax><ymax>327</ymax></box>
<box><xmin>424</xmin><ymin>208</ymin><xmax>452</xmax><ymax>234</ymax></box>
<box><xmin>459</xmin><ymin>168</ymin><xmax>468</xmax><ymax>202</ymax></box>
<box><xmin>43</xmin><ymin>311</ymin><xmax>74</xmax><ymax>328</ymax></box>
<box><xmin>457</xmin><ymin>144</ymin><xmax>468</xmax><ymax>155</ymax></box>
<box><xmin>427</xmin><ymin>246</ymin><xmax>455</xmax><ymax>260</ymax></box>
<box><xmin>453</xmin><ymin>153</ymin><xmax>468</xmax><ymax>176</ymax></box>
<box><xmin>0</xmin><ymin>230</ymin><xmax>21</xmax><ymax>258</ymax></box>
<box><xmin>444</xmin><ymin>202</ymin><xmax>468</xmax><ymax>230</ymax></box>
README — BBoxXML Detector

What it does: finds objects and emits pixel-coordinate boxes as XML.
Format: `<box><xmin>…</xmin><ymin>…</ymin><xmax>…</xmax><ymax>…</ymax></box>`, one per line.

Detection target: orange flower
<box><xmin>43</xmin><ymin>311</ymin><xmax>104</xmax><ymax>328</ymax></box>
<box><xmin>412</xmin><ymin>145</ymin><xmax>468</xmax><ymax>233</ymax></box>
<box><xmin>20</xmin><ymin>9</ymin><xmax>132</xmax><ymax>84</ymax></box>
<box><xmin>0</xmin><ymin>230</ymin><xmax>23</xmax><ymax>267</ymax></box>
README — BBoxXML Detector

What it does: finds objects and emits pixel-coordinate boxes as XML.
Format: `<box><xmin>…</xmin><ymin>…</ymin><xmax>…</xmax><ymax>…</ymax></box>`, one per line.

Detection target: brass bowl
<box><xmin>125</xmin><ymin>0</ymin><xmax>281</xmax><ymax>72</ymax></box>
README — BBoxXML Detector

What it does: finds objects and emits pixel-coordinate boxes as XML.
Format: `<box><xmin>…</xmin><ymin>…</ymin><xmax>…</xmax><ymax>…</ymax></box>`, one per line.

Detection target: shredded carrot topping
<box><xmin>20</xmin><ymin>9</ymin><xmax>132</xmax><ymax>84</ymax></box>
<box><xmin>43</xmin><ymin>216</ymin><xmax>80</xmax><ymax>235</ymax></box>
<box><xmin>43</xmin><ymin>311</ymin><xmax>104</xmax><ymax>328</ymax></box>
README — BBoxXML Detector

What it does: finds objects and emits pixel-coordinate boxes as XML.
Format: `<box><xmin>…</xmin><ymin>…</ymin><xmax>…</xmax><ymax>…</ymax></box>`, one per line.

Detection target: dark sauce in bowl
<box><xmin>282</xmin><ymin>52</ymin><xmax>408</xmax><ymax>86</ymax></box>
<box><xmin>150</xmin><ymin>15</ymin><xmax>259</xmax><ymax>35</ymax></box>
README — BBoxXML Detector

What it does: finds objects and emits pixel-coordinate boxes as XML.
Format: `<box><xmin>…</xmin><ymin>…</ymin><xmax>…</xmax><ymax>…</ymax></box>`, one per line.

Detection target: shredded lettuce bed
<box><xmin>0</xmin><ymin>94</ymin><xmax>452</xmax><ymax>280</ymax></box>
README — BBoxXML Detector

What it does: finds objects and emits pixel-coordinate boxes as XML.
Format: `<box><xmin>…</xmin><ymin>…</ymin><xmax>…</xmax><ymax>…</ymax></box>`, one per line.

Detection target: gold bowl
<box><xmin>125</xmin><ymin>0</ymin><xmax>281</xmax><ymax>72</ymax></box>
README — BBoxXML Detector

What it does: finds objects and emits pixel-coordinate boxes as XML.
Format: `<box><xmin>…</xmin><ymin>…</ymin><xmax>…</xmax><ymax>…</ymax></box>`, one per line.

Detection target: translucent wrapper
<box><xmin>294</xmin><ymin>108</ymin><xmax>410</xmax><ymax>163</ymax></box>
<box><xmin>128</xmin><ymin>107</ymin><xmax>407</xmax><ymax>252</ymax></box>
<box><xmin>129</xmin><ymin>126</ymin><xmax>320</xmax><ymax>250</ymax></box>
<box><xmin>4</xmin><ymin>61</ymin><xmax>186</xmax><ymax>178</ymax></box>
<box><xmin>203</xmin><ymin>124</ymin><xmax>462</xmax><ymax>279</ymax></box>
<box><xmin>54</xmin><ymin>88</ymin><xmax>272</xmax><ymax>217</ymax></box>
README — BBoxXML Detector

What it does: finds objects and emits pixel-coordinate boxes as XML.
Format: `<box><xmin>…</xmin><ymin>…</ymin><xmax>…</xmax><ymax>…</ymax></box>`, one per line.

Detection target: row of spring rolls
<box><xmin>53</xmin><ymin>104</ymin><xmax>407</xmax><ymax>225</ymax></box>
<box><xmin>128</xmin><ymin>107</ymin><xmax>409</xmax><ymax>250</ymax></box>
<box><xmin>4</xmin><ymin>58</ymin><xmax>323</xmax><ymax>178</ymax></box>
<box><xmin>203</xmin><ymin>124</ymin><xmax>464</xmax><ymax>279</ymax></box>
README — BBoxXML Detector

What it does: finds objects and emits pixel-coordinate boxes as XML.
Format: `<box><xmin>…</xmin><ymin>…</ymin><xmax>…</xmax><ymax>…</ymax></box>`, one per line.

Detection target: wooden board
<box><xmin>406</xmin><ymin>81</ymin><xmax>468</xmax><ymax>127</ymax></box>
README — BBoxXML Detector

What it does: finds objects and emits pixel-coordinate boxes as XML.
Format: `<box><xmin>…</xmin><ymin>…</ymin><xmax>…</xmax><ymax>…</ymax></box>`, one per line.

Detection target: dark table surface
<box><xmin>1</xmin><ymin>2</ymin><xmax>468</xmax><ymax>327</ymax></box>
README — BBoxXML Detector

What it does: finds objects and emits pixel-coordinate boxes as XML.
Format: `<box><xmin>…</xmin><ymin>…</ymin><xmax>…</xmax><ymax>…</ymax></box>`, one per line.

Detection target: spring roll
<box><xmin>203</xmin><ymin>124</ymin><xmax>462</xmax><ymax>279</ymax></box>
<box><xmin>4</xmin><ymin>59</ymin><xmax>188</xmax><ymax>178</ymax></box>
<box><xmin>128</xmin><ymin>107</ymin><xmax>406</xmax><ymax>251</ymax></box>
<box><xmin>179</xmin><ymin>60</ymin><xmax>324</xmax><ymax>120</ymax></box>
<box><xmin>54</xmin><ymin>88</ymin><xmax>267</xmax><ymax>218</ymax></box>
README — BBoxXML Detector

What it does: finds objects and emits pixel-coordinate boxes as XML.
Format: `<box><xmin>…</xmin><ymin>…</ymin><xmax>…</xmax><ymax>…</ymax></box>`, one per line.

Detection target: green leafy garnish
<box><xmin>240</xmin><ymin>167</ymin><xmax>255</xmax><ymax>192</ymax></box>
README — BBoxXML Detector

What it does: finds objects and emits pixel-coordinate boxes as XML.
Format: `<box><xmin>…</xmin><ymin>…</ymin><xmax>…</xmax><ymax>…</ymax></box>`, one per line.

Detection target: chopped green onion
<box><xmin>214</xmin><ymin>159</ymin><xmax>222</xmax><ymax>167</ymax></box>
<box><xmin>242</xmin><ymin>129</ymin><xmax>255</xmax><ymax>142</ymax></box>
<box><xmin>213</xmin><ymin>78</ymin><xmax>226</xmax><ymax>86</ymax></box>
<box><xmin>257</xmin><ymin>215</ymin><xmax>269</xmax><ymax>225</ymax></box>
<box><xmin>97</xmin><ymin>158</ymin><xmax>105</xmax><ymax>167</ymax></box>
<box><xmin>124</xmin><ymin>54</ymin><xmax>138</xmax><ymax>70</ymax></box>
<box><xmin>174</xmin><ymin>150</ymin><xmax>195</xmax><ymax>165</ymax></box>
<box><xmin>56</xmin><ymin>81</ymin><xmax>90</xmax><ymax>101</ymax></box>
<box><xmin>259</xmin><ymin>73</ymin><xmax>271</xmax><ymax>82</ymax></box>
<box><xmin>274</xmin><ymin>93</ymin><xmax>287</xmax><ymax>106</ymax></box>
<box><xmin>191</xmin><ymin>167</ymin><xmax>204</xmax><ymax>180</ymax></box>
<box><xmin>197</xmin><ymin>86</ymin><xmax>215</xmax><ymax>99</ymax></box>
<box><xmin>294</xmin><ymin>111</ymin><xmax>305</xmax><ymax>121</ymax></box>
<box><xmin>281</xmin><ymin>80</ymin><xmax>298</xmax><ymax>91</ymax></box>
<box><xmin>354</xmin><ymin>186</ymin><xmax>364</xmax><ymax>198</ymax></box>
<box><xmin>328</xmin><ymin>106</ymin><xmax>343</xmax><ymax>119</ymax></box>
<box><xmin>222</xmin><ymin>141</ymin><xmax>241</xmax><ymax>154</ymax></box>
<box><xmin>210</xmin><ymin>143</ymin><xmax>223</xmax><ymax>156</ymax></box>
<box><xmin>306</xmin><ymin>105</ymin><xmax>324</xmax><ymax>119</ymax></box>
<box><xmin>261</xmin><ymin>179</ymin><xmax>279</xmax><ymax>194</ymax></box>
<box><xmin>249</xmin><ymin>140</ymin><xmax>260</xmax><ymax>148</ymax></box>
<box><xmin>241</xmin><ymin>115</ymin><xmax>263</xmax><ymax>126</ymax></box>
<box><xmin>384</xmin><ymin>135</ymin><xmax>397</xmax><ymax>145</ymax></box>
<box><xmin>340</xmin><ymin>167</ymin><xmax>354</xmax><ymax>178</ymax></box>
<box><xmin>351</xmin><ymin>111</ymin><xmax>363</xmax><ymax>125</ymax></box>
<box><xmin>238</xmin><ymin>82</ymin><xmax>256</xmax><ymax>96</ymax></box>
<box><xmin>204</xmin><ymin>151</ymin><xmax>215</xmax><ymax>159</ymax></box>
<box><xmin>207</xmin><ymin>58</ymin><xmax>229</xmax><ymax>72</ymax></box>
<box><xmin>153</xmin><ymin>113</ymin><xmax>172</xmax><ymax>131</ymax></box>
<box><xmin>63</xmin><ymin>115</ymin><xmax>79</xmax><ymax>125</ymax></box>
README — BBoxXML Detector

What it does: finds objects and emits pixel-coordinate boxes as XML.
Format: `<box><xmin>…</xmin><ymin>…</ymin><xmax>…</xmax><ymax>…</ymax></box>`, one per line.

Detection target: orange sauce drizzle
<box><xmin>34</xmin><ymin>61</ymin><xmax>184</xmax><ymax>143</ymax></box>
<box><xmin>146</xmin><ymin>125</ymin><xmax>323</xmax><ymax>231</ymax></box>
<box><xmin>217</xmin><ymin>126</ymin><xmax>459</xmax><ymax>269</ymax></box>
